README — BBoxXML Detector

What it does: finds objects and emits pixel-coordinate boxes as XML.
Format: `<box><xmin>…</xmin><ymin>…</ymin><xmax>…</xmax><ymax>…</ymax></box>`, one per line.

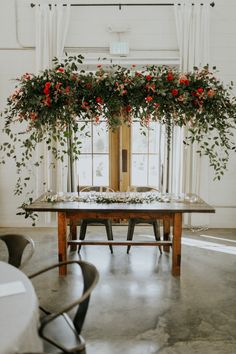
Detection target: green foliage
<box><xmin>0</xmin><ymin>55</ymin><xmax>236</xmax><ymax>211</ymax></box>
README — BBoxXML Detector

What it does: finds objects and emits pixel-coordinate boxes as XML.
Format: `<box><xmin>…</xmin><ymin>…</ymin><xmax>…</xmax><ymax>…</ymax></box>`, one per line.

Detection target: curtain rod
<box><xmin>30</xmin><ymin>2</ymin><xmax>215</xmax><ymax>9</ymax></box>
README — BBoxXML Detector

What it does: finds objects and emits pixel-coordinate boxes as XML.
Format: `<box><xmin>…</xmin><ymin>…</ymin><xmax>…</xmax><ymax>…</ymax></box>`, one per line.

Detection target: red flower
<box><xmin>125</xmin><ymin>105</ymin><xmax>132</xmax><ymax>113</ymax></box>
<box><xmin>57</xmin><ymin>67</ymin><xmax>64</xmax><ymax>73</ymax></box>
<box><xmin>153</xmin><ymin>103</ymin><xmax>160</xmax><ymax>108</ymax></box>
<box><xmin>131</xmin><ymin>64</ymin><xmax>136</xmax><ymax>68</ymax></box>
<box><xmin>146</xmin><ymin>75</ymin><xmax>152</xmax><ymax>81</ymax></box>
<box><xmin>96</xmin><ymin>96</ymin><xmax>103</xmax><ymax>104</ymax></box>
<box><xmin>97</xmin><ymin>64</ymin><xmax>102</xmax><ymax>68</ymax></box>
<box><xmin>167</xmin><ymin>72</ymin><xmax>174</xmax><ymax>81</ymax></box>
<box><xmin>197</xmin><ymin>87</ymin><xmax>204</xmax><ymax>94</ymax></box>
<box><xmin>145</xmin><ymin>96</ymin><xmax>153</xmax><ymax>102</ymax></box>
<box><xmin>65</xmin><ymin>86</ymin><xmax>70</xmax><ymax>93</ymax></box>
<box><xmin>85</xmin><ymin>83</ymin><xmax>92</xmax><ymax>89</ymax></box>
<box><xmin>179</xmin><ymin>75</ymin><xmax>189</xmax><ymax>85</ymax></box>
<box><xmin>43</xmin><ymin>82</ymin><xmax>51</xmax><ymax>95</ymax></box>
<box><xmin>171</xmin><ymin>89</ymin><xmax>178</xmax><ymax>96</ymax></box>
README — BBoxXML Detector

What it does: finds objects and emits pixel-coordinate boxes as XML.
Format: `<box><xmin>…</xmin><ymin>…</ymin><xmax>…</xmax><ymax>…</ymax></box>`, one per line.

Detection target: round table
<box><xmin>0</xmin><ymin>261</ymin><xmax>43</xmax><ymax>354</ymax></box>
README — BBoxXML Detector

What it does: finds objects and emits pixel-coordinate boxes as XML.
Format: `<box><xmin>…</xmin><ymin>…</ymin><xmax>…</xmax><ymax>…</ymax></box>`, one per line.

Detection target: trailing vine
<box><xmin>0</xmin><ymin>54</ymin><xmax>236</xmax><ymax>221</ymax></box>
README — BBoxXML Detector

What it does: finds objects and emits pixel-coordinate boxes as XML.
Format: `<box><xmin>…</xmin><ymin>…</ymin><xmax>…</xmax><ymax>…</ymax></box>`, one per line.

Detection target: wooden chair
<box><xmin>126</xmin><ymin>187</ymin><xmax>162</xmax><ymax>254</ymax></box>
<box><xmin>78</xmin><ymin>186</ymin><xmax>114</xmax><ymax>254</ymax></box>
<box><xmin>29</xmin><ymin>260</ymin><xmax>99</xmax><ymax>354</ymax></box>
<box><xmin>0</xmin><ymin>234</ymin><xmax>35</xmax><ymax>269</ymax></box>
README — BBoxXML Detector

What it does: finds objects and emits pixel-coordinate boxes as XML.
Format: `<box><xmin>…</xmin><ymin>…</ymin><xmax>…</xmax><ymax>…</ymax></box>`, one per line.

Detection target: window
<box><xmin>131</xmin><ymin>122</ymin><xmax>165</xmax><ymax>189</ymax></box>
<box><xmin>76</xmin><ymin>120</ymin><xmax>109</xmax><ymax>187</ymax></box>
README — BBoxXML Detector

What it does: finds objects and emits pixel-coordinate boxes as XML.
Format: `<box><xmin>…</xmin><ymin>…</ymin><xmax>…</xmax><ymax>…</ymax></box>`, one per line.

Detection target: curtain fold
<box><xmin>173</xmin><ymin>0</ymin><xmax>210</xmax><ymax>225</ymax></box>
<box><xmin>35</xmin><ymin>1</ymin><xmax>71</xmax><ymax>202</ymax></box>
<box><xmin>173</xmin><ymin>0</ymin><xmax>210</xmax><ymax>192</ymax></box>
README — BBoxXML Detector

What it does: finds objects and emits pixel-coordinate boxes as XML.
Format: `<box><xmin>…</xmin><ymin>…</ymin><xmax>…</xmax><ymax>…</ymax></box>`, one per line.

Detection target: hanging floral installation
<box><xmin>1</xmin><ymin>54</ymin><xmax>236</xmax><ymax>202</ymax></box>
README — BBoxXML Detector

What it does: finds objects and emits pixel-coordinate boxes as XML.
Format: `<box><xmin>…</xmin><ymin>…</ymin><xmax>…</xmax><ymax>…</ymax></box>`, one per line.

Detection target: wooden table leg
<box><xmin>69</xmin><ymin>221</ymin><xmax>77</xmax><ymax>251</ymax></box>
<box><xmin>163</xmin><ymin>216</ymin><xmax>171</xmax><ymax>252</ymax></box>
<box><xmin>58</xmin><ymin>212</ymin><xmax>67</xmax><ymax>276</ymax></box>
<box><xmin>172</xmin><ymin>212</ymin><xmax>182</xmax><ymax>276</ymax></box>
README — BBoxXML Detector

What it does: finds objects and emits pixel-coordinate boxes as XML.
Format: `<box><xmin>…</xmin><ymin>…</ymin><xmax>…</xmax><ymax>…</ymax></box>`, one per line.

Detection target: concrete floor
<box><xmin>1</xmin><ymin>225</ymin><xmax>236</xmax><ymax>354</ymax></box>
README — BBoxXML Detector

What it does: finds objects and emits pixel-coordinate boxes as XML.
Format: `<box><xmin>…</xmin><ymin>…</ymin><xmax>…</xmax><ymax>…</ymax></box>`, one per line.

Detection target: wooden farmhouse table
<box><xmin>25</xmin><ymin>192</ymin><xmax>215</xmax><ymax>276</ymax></box>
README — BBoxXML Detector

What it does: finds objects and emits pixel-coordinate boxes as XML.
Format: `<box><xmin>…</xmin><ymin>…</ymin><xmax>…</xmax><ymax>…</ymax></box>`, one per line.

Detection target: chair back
<box><xmin>73</xmin><ymin>260</ymin><xmax>99</xmax><ymax>334</ymax></box>
<box><xmin>0</xmin><ymin>234</ymin><xmax>35</xmax><ymax>268</ymax></box>
<box><xmin>29</xmin><ymin>260</ymin><xmax>99</xmax><ymax>353</ymax></box>
<box><xmin>80</xmin><ymin>186</ymin><xmax>114</xmax><ymax>192</ymax></box>
<box><xmin>129</xmin><ymin>186</ymin><xmax>158</xmax><ymax>192</ymax></box>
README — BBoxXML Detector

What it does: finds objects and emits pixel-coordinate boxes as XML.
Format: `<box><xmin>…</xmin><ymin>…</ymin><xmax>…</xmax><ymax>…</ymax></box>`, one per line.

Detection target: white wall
<box><xmin>0</xmin><ymin>0</ymin><xmax>235</xmax><ymax>227</ymax></box>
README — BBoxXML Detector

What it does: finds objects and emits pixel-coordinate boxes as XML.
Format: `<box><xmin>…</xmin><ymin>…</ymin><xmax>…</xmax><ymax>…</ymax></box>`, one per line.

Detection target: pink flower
<box><xmin>43</xmin><ymin>96</ymin><xmax>51</xmax><ymax>106</ymax></box>
<box><xmin>30</xmin><ymin>112</ymin><xmax>37</xmax><ymax>120</ymax></box>
<box><xmin>23</xmin><ymin>73</ymin><xmax>31</xmax><ymax>81</ymax></box>
<box><xmin>207</xmin><ymin>89</ymin><xmax>215</xmax><ymax>97</ymax></box>
<box><xmin>94</xmin><ymin>115</ymin><xmax>100</xmax><ymax>123</ymax></box>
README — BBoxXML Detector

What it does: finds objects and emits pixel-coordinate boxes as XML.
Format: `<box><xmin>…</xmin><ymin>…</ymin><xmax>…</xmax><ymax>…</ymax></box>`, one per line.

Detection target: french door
<box><xmin>76</xmin><ymin>119</ymin><xmax>166</xmax><ymax>192</ymax></box>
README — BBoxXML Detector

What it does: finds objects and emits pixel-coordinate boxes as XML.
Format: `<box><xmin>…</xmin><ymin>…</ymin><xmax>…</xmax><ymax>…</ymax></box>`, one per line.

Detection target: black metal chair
<box><xmin>78</xmin><ymin>186</ymin><xmax>114</xmax><ymax>254</ymax></box>
<box><xmin>0</xmin><ymin>234</ymin><xmax>35</xmax><ymax>268</ymax></box>
<box><xmin>29</xmin><ymin>260</ymin><xmax>99</xmax><ymax>354</ymax></box>
<box><xmin>126</xmin><ymin>187</ymin><xmax>162</xmax><ymax>254</ymax></box>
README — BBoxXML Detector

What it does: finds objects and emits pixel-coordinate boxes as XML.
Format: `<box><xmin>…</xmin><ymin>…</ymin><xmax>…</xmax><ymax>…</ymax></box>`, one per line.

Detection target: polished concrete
<box><xmin>0</xmin><ymin>225</ymin><xmax>236</xmax><ymax>354</ymax></box>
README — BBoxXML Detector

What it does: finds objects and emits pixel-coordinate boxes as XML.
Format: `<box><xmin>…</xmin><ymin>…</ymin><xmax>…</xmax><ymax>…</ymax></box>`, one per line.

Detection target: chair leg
<box><xmin>78</xmin><ymin>220</ymin><xmax>87</xmax><ymax>253</ymax></box>
<box><xmin>153</xmin><ymin>221</ymin><xmax>162</xmax><ymax>254</ymax></box>
<box><xmin>105</xmin><ymin>220</ymin><xmax>113</xmax><ymax>254</ymax></box>
<box><xmin>127</xmin><ymin>219</ymin><xmax>135</xmax><ymax>254</ymax></box>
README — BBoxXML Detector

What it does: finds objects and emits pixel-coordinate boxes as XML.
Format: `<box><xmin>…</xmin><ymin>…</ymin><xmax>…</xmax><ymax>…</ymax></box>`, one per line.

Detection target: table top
<box><xmin>0</xmin><ymin>262</ymin><xmax>43</xmax><ymax>354</ymax></box>
<box><xmin>25</xmin><ymin>192</ymin><xmax>215</xmax><ymax>214</ymax></box>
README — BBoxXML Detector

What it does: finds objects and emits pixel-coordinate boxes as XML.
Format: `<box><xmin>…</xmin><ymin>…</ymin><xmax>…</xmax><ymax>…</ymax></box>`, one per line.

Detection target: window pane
<box><xmin>148</xmin><ymin>154</ymin><xmax>159</xmax><ymax>188</ymax></box>
<box><xmin>77</xmin><ymin>155</ymin><xmax>92</xmax><ymax>185</ymax></box>
<box><xmin>77</xmin><ymin>121</ymin><xmax>92</xmax><ymax>153</ymax></box>
<box><xmin>93</xmin><ymin>122</ymin><xmax>109</xmax><ymax>153</ymax></box>
<box><xmin>149</xmin><ymin>122</ymin><xmax>160</xmax><ymax>154</ymax></box>
<box><xmin>131</xmin><ymin>155</ymin><xmax>148</xmax><ymax>185</ymax></box>
<box><xmin>132</xmin><ymin>122</ymin><xmax>148</xmax><ymax>153</ymax></box>
<box><xmin>93</xmin><ymin>155</ymin><xmax>109</xmax><ymax>186</ymax></box>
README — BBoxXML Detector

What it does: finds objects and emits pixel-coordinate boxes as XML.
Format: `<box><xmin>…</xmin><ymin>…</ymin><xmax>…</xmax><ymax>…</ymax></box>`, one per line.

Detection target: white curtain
<box><xmin>173</xmin><ymin>0</ymin><xmax>210</xmax><ymax>196</ymax></box>
<box><xmin>34</xmin><ymin>0</ymin><xmax>71</xmax><ymax>199</ymax></box>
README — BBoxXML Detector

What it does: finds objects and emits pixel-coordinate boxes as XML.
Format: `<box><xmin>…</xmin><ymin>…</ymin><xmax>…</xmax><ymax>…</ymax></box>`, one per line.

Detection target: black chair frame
<box><xmin>29</xmin><ymin>260</ymin><xmax>99</xmax><ymax>354</ymax></box>
<box><xmin>0</xmin><ymin>234</ymin><xmax>35</xmax><ymax>268</ymax></box>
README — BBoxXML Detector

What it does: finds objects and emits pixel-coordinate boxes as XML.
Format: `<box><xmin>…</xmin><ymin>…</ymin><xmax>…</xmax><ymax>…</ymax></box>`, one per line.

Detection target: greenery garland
<box><xmin>1</xmin><ymin>54</ymin><xmax>236</xmax><ymax>207</ymax></box>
